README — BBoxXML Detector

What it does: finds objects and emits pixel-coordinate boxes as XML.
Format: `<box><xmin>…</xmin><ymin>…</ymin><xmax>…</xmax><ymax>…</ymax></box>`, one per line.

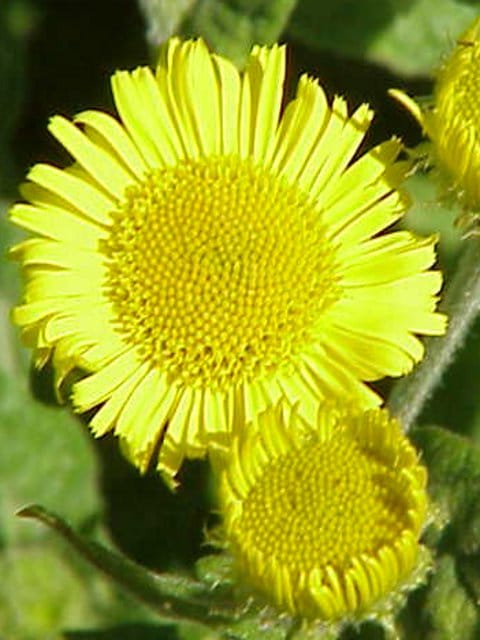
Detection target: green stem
<box><xmin>17</xmin><ymin>504</ymin><xmax>236</xmax><ymax>629</ymax></box>
<box><xmin>388</xmin><ymin>236</ymin><xmax>480</xmax><ymax>431</ymax></box>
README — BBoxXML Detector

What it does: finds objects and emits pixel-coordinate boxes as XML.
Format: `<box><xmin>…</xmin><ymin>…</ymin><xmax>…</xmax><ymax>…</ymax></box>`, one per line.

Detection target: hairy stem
<box><xmin>388</xmin><ymin>237</ymin><xmax>480</xmax><ymax>430</ymax></box>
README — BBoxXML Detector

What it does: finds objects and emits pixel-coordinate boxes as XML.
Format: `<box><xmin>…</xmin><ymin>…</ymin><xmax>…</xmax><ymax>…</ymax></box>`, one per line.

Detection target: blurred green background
<box><xmin>1</xmin><ymin>1</ymin><xmax>480</xmax><ymax>638</ymax></box>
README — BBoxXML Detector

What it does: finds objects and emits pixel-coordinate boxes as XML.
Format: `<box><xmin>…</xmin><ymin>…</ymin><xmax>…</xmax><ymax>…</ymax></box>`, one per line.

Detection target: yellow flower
<box><xmin>217</xmin><ymin>402</ymin><xmax>430</xmax><ymax>624</ymax></box>
<box><xmin>10</xmin><ymin>38</ymin><xmax>445</xmax><ymax>485</ymax></box>
<box><xmin>391</xmin><ymin>17</ymin><xmax>480</xmax><ymax>211</ymax></box>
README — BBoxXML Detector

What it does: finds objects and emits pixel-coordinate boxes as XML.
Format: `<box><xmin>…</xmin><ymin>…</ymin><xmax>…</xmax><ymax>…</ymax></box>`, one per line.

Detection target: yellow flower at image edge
<box><xmin>10</xmin><ymin>38</ymin><xmax>445</xmax><ymax>484</ymax></box>
<box><xmin>391</xmin><ymin>17</ymin><xmax>480</xmax><ymax>210</ymax></box>
<box><xmin>218</xmin><ymin>403</ymin><xmax>430</xmax><ymax>623</ymax></box>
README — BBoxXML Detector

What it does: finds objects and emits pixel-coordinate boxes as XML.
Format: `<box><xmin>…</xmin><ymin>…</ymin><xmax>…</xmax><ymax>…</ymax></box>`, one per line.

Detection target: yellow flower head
<box><xmin>391</xmin><ymin>17</ymin><xmax>480</xmax><ymax>211</ymax></box>
<box><xmin>10</xmin><ymin>38</ymin><xmax>445</xmax><ymax>485</ymax></box>
<box><xmin>218</xmin><ymin>402</ymin><xmax>430</xmax><ymax>623</ymax></box>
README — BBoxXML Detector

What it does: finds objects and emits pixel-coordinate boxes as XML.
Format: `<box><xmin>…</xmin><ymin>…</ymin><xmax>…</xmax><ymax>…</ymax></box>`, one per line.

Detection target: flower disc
<box><xmin>105</xmin><ymin>155</ymin><xmax>338</xmax><ymax>390</ymax></box>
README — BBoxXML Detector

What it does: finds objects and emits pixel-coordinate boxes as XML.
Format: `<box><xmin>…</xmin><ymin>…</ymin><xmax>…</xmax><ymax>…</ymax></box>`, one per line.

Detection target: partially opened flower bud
<box><xmin>391</xmin><ymin>17</ymin><xmax>480</xmax><ymax>214</ymax></box>
<box><xmin>217</xmin><ymin>401</ymin><xmax>431</xmax><ymax>629</ymax></box>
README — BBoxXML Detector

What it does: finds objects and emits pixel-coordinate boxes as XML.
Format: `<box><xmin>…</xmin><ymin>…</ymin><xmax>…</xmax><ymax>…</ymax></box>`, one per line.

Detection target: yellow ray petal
<box><xmin>10</xmin><ymin>202</ymin><xmax>106</xmax><ymax>248</ymax></box>
<box><xmin>72</xmin><ymin>348</ymin><xmax>139</xmax><ymax>411</ymax></box>
<box><xmin>339</xmin><ymin>233</ymin><xmax>438</xmax><ymax>284</ymax></box>
<box><xmin>48</xmin><ymin>116</ymin><xmax>134</xmax><ymax>198</ymax></box>
<box><xmin>245</xmin><ymin>44</ymin><xmax>285</xmax><ymax>162</ymax></box>
<box><xmin>74</xmin><ymin>109</ymin><xmax>149</xmax><ymax>178</ymax></box>
<box><xmin>26</xmin><ymin>164</ymin><xmax>114</xmax><ymax>225</ymax></box>
<box><xmin>10</xmin><ymin>238</ymin><xmax>102</xmax><ymax>271</ymax></box>
<box><xmin>211</xmin><ymin>53</ymin><xmax>241</xmax><ymax>155</ymax></box>
<box><xmin>270</xmin><ymin>75</ymin><xmax>329</xmax><ymax>181</ymax></box>
<box><xmin>90</xmin><ymin>364</ymin><xmax>150</xmax><ymax>437</ymax></box>
<box><xmin>111</xmin><ymin>70</ymin><xmax>166</xmax><ymax>167</ymax></box>
<box><xmin>310</xmin><ymin>99</ymin><xmax>372</xmax><ymax>199</ymax></box>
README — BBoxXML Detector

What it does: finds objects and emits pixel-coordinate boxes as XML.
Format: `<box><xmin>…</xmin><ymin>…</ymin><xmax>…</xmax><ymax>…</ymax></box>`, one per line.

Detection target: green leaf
<box><xmin>137</xmin><ymin>0</ymin><xmax>196</xmax><ymax>47</ymax></box>
<box><xmin>458</xmin><ymin>554</ymin><xmax>480</xmax><ymax>608</ymax></box>
<box><xmin>179</xmin><ymin>0</ymin><xmax>299</xmax><ymax>65</ymax></box>
<box><xmin>0</xmin><ymin>200</ymin><xmax>28</xmax><ymax>379</ymax></box>
<box><xmin>0</xmin><ymin>385</ymin><xmax>100</xmax><ymax>558</ymax></box>
<box><xmin>288</xmin><ymin>0</ymin><xmax>480</xmax><ymax>77</ymax></box>
<box><xmin>422</xmin><ymin>555</ymin><xmax>479</xmax><ymax>640</ymax></box>
<box><xmin>224</xmin><ymin>615</ymin><xmax>297</xmax><ymax>640</ymax></box>
<box><xmin>0</xmin><ymin>539</ymin><xmax>163</xmax><ymax>639</ymax></box>
<box><xmin>195</xmin><ymin>552</ymin><xmax>235</xmax><ymax>589</ymax></box>
<box><xmin>0</xmin><ymin>373</ymin><xmax>101</xmax><ymax>546</ymax></box>
<box><xmin>401</xmin><ymin>173</ymin><xmax>462</xmax><ymax>269</ymax></box>
<box><xmin>0</xmin><ymin>199</ymin><xmax>22</xmax><ymax>300</ymax></box>
<box><xmin>411</xmin><ymin>425</ymin><xmax>480</xmax><ymax>555</ymax></box>
<box><xmin>0</xmin><ymin>545</ymin><xmax>107</xmax><ymax>639</ymax></box>
<box><xmin>0</xmin><ymin>368</ymin><xmax>155</xmax><ymax>637</ymax></box>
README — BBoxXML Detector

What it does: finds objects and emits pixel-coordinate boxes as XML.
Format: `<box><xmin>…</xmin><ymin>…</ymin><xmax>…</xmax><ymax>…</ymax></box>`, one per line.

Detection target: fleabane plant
<box><xmin>10</xmin><ymin>38</ymin><xmax>445</xmax><ymax>486</ymax></box>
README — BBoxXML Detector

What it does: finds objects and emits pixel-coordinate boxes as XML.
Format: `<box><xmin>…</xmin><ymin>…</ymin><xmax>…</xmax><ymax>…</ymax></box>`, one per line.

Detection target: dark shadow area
<box><xmin>29</xmin><ymin>359</ymin><xmax>58</xmax><ymax>405</ymax></box>
<box><xmin>341</xmin><ymin>620</ymin><xmax>386</xmax><ymax>639</ymax></box>
<box><xmin>64</xmin><ymin>623</ymin><xmax>177</xmax><ymax>640</ymax></box>
<box><xmin>93</xmin><ymin>435</ymin><xmax>216</xmax><ymax>572</ymax></box>
<box><xmin>397</xmin><ymin>581</ymin><xmax>431</xmax><ymax>640</ymax></box>
<box><xmin>0</xmin><ymin>1</ymin><xmax>30</xmax><ymax>193</ymax></box>
<box><xmin>291</xmin><ymin>41</ymin><xmax>431</xmax><ymax>150</ymax></box>
<box><xmin>13</xmin><ymin>0</ymin><xmax>147</xmax><ymax>178</ymax></box>
<box><xmin>340</xmin><ymin>622</ymin><xmax>385</xmax><ymax>640</ymax></box>
<box><xmin>415</xmin><ymin>315</ymin><xmax>480</xmax><ymax>436</ymax></box>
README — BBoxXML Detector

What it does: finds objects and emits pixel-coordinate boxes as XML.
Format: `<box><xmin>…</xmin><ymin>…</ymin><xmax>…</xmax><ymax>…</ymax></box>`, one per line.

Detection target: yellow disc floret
<box><xmin>105</xmin><ymin>156</ymin><xmax>338</xmax><ymax>390</ymax></box>
<box><xmin>219</xmin><ymin>403</ymin><xmax>428</xmax><ymax>621</ymax></box>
